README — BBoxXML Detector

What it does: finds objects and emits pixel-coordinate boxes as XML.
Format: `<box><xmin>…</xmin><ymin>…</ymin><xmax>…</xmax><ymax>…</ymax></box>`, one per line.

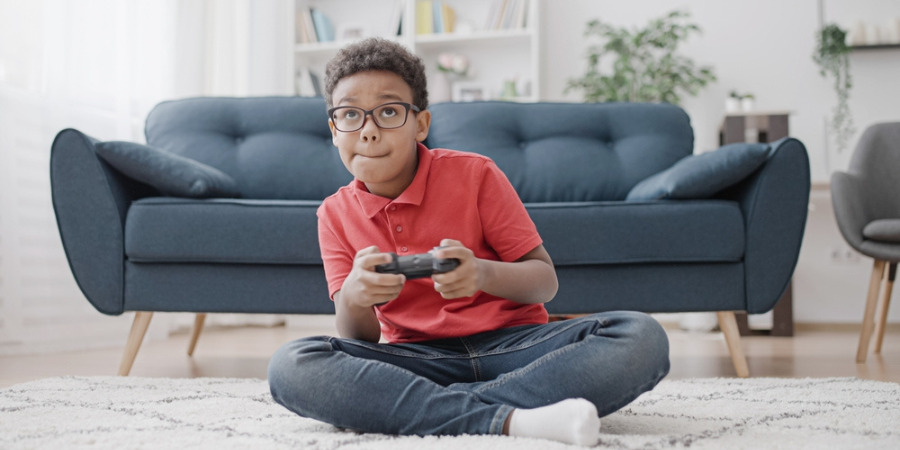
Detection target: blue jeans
<box><xmin>268</xmin><ymin>311</ymin><xmax>669</xmax><ymax>436</ymax></box>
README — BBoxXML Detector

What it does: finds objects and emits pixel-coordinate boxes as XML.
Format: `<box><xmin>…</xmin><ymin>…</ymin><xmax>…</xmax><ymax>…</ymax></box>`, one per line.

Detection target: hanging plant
<box><xmin>565</xmin><ymin>10</ymin><xmax>716</xmax><ymax>105</ymax></box>
<box><xmin>813</xmin><ymin>24</ymin><xmax>855</xmax><ymax>153</ymax></box>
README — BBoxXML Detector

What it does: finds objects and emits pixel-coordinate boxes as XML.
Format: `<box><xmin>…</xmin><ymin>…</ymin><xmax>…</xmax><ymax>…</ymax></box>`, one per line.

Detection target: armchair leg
<box><xmin>873</xmin><ymin>263</ymin><xmax>896</xmax><ymax>354</ymax></box>
<box><xmin>857</xmin><ymin>260</ymin><xmax>886</xmax><ymax>363</ymax></box>
<box><xmin>119</xmin><ymin>312</ymin><xmax>153</xmax><ymax>376</ymax></box>
<box><xmin>187</xmin><ymin>313</ymin><xmax>207</xmax><ymax>356</ymax></box>
<box><xmin>717</xmin><ymin>311</ymin><xmax>750</xmax><ymax>378</ymax></box>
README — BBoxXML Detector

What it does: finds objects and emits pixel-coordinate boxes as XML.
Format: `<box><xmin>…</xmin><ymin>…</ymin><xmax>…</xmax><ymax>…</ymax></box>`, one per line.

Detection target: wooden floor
<box><xmin>1</xmin><ymin>320</ymin><xmax>898</xmax><ymax>388</ymax></box>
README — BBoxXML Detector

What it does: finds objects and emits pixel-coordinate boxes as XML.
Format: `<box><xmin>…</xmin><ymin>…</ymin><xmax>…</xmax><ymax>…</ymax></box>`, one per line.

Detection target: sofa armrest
<box><xmin>50</xmin><ymin>129</ymin><xmax>154</xmax><ymax>315</ymax></box>
<box><xmin>721</xmin><ymin>138</ymin><xmax>811</xmax><ymax>314</ymax></box>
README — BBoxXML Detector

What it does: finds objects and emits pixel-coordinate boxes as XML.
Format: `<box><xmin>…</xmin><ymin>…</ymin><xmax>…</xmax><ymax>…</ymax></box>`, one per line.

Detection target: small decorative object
<box><xmin>740</xmin><ymin>93</ymin><xmax>755</xmax><ymax>112</ymax></box>
<box><xmin>437</xmin><ymin>52</ymin><xmax>469</xmax><ymax>77</ymax></box>
<box><xmin>813</xmin><ymin>23</ymin><xmax>855</xmax><ymax>153</ymax></box>
<box><xmin>500</xmin><ymin>78</ymin><xmax>519</xmax><ymax>100</ymax></box>
<box><xmin>726</xmin><ymin>90</ymin><xmax>754</xmax><ymax>113</ymax></box>
<box><xmin>433</xmin><ymin>53</ymin><xmax>470</xmax><ymax>103</ymax></box>
<box><xmin>452</xmin><ymin>82</ymin><xmax>486</xmax><ymax>102</ymax></box>
<box><xmin>566</xmin><ymin>10</ymin><xmax>717</xmax><ymax>105</ymax></box>
<box><xmin>726</xmin><ymin>91</ymin><xmax>742</xmax><ymax>113</ymax></box>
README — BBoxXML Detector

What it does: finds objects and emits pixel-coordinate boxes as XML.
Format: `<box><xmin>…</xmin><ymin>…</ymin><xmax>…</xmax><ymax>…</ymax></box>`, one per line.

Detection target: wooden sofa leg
<box><xmin>873</xmin><ymin>263</ymin><xmax>895</xmax><ymax>354</ymax></box>
<box><xmin>118</xmin><ymin>311</ymin><xmax>154</xmax><ymax>376</ymax></box>
<box><xmin>717</xmin><ymin>311</ymin><xmax>750</xmax><ymax>378</ymax></box>
<box><xmin>857</xmin><ymin>260</ymin><xmax>886</xmax><ymax>363</ymax></box>
<box><xmin>187</xmin><ymin>313</ymin><xmax>207</xmax><ymax>356</ymax></box>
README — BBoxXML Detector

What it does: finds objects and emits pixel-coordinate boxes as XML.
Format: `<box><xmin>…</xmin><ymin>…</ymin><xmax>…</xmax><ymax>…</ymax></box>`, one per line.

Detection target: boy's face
<box><xmin>329</xmin><ymin>70</ymin><xmax>431</xmax><ymax>199</ymax></box>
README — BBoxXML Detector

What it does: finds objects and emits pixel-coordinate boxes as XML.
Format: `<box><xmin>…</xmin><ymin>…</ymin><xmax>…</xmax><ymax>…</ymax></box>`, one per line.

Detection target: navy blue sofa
<box><xmin>50</xmin><ymin>97</ymin><xmax>810</xmax><ymax>376</ymax></box>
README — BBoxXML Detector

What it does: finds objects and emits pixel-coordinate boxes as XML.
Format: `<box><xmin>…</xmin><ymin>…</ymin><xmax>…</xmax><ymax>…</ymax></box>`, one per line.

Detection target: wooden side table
<box><xmin>719</xmin><ymin>111</ymin><xmax>794</xmax><ymax>337</ymax></box>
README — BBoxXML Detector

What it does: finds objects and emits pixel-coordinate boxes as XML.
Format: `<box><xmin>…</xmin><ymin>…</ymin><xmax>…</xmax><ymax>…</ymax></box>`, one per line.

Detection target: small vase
<box><xmin>431</xmin><ymin>72</ymin><xmax>452</xmax><ymax>103</ymax></box>
<box><xmin>741</xmin><ymin>97</ymin><xmax>755</xmax><ymax>112</ymax></box>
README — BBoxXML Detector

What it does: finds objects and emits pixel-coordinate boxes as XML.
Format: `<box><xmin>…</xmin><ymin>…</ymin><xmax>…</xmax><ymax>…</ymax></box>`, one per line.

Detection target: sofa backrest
<box><xmin>145</xmin><ymin>97</ymin><xmax>694</xmax><ymax>202</ymax></box>
<box><xmin>145</xmin><ymin>96</ymin><xmax>351</xmax><ymax>200</ymax></box>
<box><xmin>425</xmin><ymin>101</ymin><xmax>694</xmax><ymax>202</ymax></box>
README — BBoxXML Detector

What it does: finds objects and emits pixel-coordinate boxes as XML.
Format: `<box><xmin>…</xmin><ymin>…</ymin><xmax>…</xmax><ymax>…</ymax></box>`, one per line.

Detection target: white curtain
<box><xmin>0</xmin><ymin>0</ymin><xmax>293</xmax><ymax>354</ymax></box>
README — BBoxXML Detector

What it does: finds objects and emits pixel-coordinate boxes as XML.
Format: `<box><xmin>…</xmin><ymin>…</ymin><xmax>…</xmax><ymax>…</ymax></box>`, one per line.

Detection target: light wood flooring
<box><xmin>1</xmin><ymin>320</ymin><xmax>898</xmax><ymax>388</ymax></box>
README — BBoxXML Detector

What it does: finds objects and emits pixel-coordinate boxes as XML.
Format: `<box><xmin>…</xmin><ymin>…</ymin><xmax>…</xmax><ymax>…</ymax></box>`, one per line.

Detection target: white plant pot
<box><xmin>725</xmin><ymin>98</ymin><xmax>741</xmax><ymax>113</ymax></box>
<box><xmin>741</xmin><ymin>98</ymin><xmax>755</xmax><ymax>112</ymax></box>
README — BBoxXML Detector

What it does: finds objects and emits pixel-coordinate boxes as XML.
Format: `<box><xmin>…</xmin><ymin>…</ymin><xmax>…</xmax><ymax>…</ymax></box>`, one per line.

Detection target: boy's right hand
<box><xmin>340</xmin><ymin>246</ymin><xmax>406</xmax><ymax>308</ymax></box>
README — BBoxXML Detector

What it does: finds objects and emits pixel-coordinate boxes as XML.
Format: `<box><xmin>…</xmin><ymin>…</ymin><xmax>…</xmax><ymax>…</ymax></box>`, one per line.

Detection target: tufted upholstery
<box><xmin>426</xmin><ymin>102</ymin><xmax>693</xmax><ymax>202</ymax></box>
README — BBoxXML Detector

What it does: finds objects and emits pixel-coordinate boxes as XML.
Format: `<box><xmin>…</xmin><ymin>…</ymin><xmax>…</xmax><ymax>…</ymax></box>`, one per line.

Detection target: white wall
<box><xmin>539</xmin><ymin>0</ymin><xmax>900</xmax><ymax>323</ymax></box>
<box><xmin>540</xmin><ymin>0</ymin><xmax>900</xmax><ymax>181</ymax></box>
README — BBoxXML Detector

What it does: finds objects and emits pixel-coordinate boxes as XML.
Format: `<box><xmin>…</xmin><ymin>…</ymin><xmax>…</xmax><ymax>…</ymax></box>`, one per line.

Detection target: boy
<box><xmin>268</xmin><ymin>38</ymin><xmax>669</xmax><ymax>446</ymax></box>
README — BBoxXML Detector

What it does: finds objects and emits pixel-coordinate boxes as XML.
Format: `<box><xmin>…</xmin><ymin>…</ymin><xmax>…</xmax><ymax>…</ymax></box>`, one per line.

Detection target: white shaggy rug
<box><xmin>1</xmin><ymin>376</ymin><xmax>898</xmax><ymax>449</ymax></box>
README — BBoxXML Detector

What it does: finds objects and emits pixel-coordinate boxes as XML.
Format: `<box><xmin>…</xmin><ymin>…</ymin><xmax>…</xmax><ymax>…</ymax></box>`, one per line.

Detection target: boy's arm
<box><xmin>433</xmin><ymin>240</ymin><xmax>558</xmax><ymax>304</ymax></box>
<box><xmin>334</xmin><ymin>246</ymin><xmax>406</xmax><ymax>342</ymax></box>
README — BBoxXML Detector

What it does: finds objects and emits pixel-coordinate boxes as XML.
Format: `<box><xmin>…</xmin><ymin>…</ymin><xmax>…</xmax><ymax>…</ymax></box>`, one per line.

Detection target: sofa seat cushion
<box><xmin>863</xmin><ymin>218</ymin><xmax>900</xmax><ymax>243</ymax></box>
<box><xmin>527</xmin><ymin>200</ymin><xmax>745</xmax><ymax>265</ymax></box>
<box><xmin>126</xmin><ymin>198</ymin><xmax>322</xmax><ymax>264</ymax></box>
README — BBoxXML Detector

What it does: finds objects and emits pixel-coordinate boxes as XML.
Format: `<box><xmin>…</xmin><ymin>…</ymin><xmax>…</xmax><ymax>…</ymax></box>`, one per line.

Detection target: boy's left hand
<box><xmin>431</xmin><ymin>239</ymin><xmax>481</xmax><ymax>299</ymax></box>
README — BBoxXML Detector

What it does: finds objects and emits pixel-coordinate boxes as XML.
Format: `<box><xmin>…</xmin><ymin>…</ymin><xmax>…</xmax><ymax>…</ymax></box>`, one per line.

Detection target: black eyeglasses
<box><xmin>328</xmin><ymin>102</ymin><xmax>421</xmax><ymax>132</ymax></box>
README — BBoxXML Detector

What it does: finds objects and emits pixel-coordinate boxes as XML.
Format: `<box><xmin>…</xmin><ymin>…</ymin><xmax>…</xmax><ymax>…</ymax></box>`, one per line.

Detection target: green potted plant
<box><xmin>566</xmin><ymin>10</ymin><xmax>716</xmax><ymax>105</ymax></box>
<box><xmin>813</xmin><ymin>23</ymin><xmax>855</xmax><ymax>153</ymax></box>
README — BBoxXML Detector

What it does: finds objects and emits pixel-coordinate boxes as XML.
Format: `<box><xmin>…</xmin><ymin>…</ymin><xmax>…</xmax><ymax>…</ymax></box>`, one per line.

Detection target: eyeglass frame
<box><xmin>327</xmin><ymin>102</ymin><xmax>421</xmax><ymax>132</ymax></box>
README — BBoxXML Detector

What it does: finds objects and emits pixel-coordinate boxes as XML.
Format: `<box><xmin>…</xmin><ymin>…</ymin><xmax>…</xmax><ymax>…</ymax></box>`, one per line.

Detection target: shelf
<box><xmin>414</xmin><ymin>29</ymin><xmax>532</xmax><ymax>46</ymax></box>
<box><xmin>290</xmin><ymin>0</ymin><xmax>542</xmax><ymax>99</ymax></box>
<box><xmin>294</xmin><ymin>37</ymin><xmax>403</xmax><ymax>56</ymax></box>
<box><xmin>850</xmin><ymin>43</ymin><xmax>900</xmax><ymax>51</ymax></box>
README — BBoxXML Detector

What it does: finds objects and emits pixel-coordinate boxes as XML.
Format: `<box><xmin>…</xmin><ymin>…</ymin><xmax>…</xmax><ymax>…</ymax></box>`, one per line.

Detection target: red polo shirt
<box><xmin>317</xmin><ymin>143</ymin><xmax>548</xmax><ymax>342</ymax></box>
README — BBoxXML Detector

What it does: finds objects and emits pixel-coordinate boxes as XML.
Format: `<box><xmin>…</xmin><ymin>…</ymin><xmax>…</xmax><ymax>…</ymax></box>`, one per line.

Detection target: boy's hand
<box><xmin>341</xmin><ymin>246</ymin><xmax>406</xmax><ymax>308</ymax></box>
<box><xmin>431</xmin><ymin>239</ymin><xmax>481</xmax><ymax>299</ymax></box>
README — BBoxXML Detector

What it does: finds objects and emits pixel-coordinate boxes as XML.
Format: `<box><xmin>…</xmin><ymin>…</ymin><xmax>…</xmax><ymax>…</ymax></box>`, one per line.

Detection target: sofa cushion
<box><xmin>426</xmin><ymin>102</ymin><xmax>694</xmax><ymax>202</ymax></box>
<box><xmin>527</xmin><ymin>200</ymin><xmax>745</xmax><ymax>265</ymax></box>
<box><xmin>125</xmin><ymin>198</ymin><xmax>322</xmax><ymax>264</ymax></box>
<box><xmin>625</xmin><ymin>142</ymin><xmax>770</xmax><ymax>201</ymax></box>
<box><xmin>96</xmin><ymin>141</ymin><xmax>240</xmax><ymax>198</ymax></box>
<box><xmin>145</xmin><ymin>97</ymin><xmax>352</xmax><ymax>200</ymax></box>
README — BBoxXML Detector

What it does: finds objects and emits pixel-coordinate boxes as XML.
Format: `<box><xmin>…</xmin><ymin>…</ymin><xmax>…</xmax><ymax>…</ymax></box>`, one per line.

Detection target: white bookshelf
<box><xmin>290</xmin><ymin>0</ymin><xmax>542</xmax><ymax>102</ymax></box>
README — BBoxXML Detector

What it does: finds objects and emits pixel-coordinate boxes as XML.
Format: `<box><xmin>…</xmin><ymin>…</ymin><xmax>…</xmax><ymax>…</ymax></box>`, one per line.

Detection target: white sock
<box><xmin>507</xmin><ymin>398</ymin><xmax>600</xmax><ymax>446</ymax></box>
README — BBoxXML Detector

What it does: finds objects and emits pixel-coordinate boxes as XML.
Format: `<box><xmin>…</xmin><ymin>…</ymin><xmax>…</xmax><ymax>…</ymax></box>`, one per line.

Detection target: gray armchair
<box><xmin>831</xmin><ymin>122</ymin><xmax>900</xmax><ymax>363</ymax></box>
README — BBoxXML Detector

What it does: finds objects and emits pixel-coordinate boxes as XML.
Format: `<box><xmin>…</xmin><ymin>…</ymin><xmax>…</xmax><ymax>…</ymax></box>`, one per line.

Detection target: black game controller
<box><xmin>375</xmin><ymin>248</ymin><xmax>460</xmax><ymax>279</ymax></box>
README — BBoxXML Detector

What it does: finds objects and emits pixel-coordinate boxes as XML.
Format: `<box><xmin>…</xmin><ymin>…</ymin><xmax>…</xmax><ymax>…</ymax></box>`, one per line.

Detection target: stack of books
<box><xmin>415</xmin><ymin>0</ymin><xmax>457</xmax><ymax>35</ymax></box>
<box><xmin>296</xmin><ymin>8</ymin><xmax>335</xmax><ymax>43</ymax></box>
<box><xmin>485</xmin><ymin>0</ymin><xmax>529</xmax><ymax>31</ymax></box>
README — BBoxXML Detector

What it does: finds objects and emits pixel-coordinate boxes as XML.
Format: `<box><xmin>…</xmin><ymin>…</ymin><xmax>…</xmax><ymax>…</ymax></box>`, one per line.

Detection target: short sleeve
<box><xmin>477</xmin><ymin>160</ymin><xmax>543</xmax><ymax>262</ymax></box>
<box><xmin>317</xmin><ymin>204</ymin><xmax>354</xmax><ymax>299</ymax></box>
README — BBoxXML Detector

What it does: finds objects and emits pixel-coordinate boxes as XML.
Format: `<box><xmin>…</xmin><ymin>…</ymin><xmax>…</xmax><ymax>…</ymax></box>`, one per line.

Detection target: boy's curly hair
<box><xmin>324</xmin><ymin>38</ymin><xmax>429</xmax><ymax>110</ymax></box>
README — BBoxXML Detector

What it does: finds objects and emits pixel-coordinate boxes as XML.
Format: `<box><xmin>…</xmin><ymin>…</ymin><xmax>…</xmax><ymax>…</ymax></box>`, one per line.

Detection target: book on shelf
<box><xmin>387</xmin><ymin>0</ymin><xmax>404</xmax><ymax>36</ymax></box>
<box><xmin>296</xmin><ymin>8</ymin><xmax>317</xmax><ymax>44</ymax></box>
<box><xmin>295</xmin><ymin>8</ymin><xmax>335</xmax><ymax>45</ymax></box>
<box><xmin>310</xmin><ymin>9</ymin><xmax>335</xmax><ymax>42</ymax></box>
<box><xmin>416</xmin><ymin>0</ymin><xmax>433</xmax><ymax>35</ymax></box>
<box><xmin>295</xmin><ymin>68</ymin><xmax>322</xmax><ymax>97</ymax></box>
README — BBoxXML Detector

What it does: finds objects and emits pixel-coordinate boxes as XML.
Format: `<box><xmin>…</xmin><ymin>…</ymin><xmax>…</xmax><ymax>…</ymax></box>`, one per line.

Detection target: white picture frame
<box><xmin>452</xmin><ymin>82</ymin><xmax>488</xmax><ymax>102</ymax></box>
<box><xmin>336</xmin><ymin>23</ymin><xmax>367</xmax><ymax>41</ymax></box>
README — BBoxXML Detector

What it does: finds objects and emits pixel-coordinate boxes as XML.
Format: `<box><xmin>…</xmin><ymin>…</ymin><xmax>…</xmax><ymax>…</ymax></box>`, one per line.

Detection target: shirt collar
<box><xmin>353</xmin><ymin>142</ymin><xmax>432</xmax><ymax>218</ymax></box>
